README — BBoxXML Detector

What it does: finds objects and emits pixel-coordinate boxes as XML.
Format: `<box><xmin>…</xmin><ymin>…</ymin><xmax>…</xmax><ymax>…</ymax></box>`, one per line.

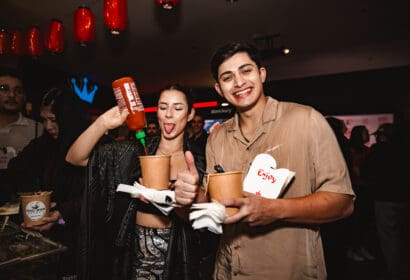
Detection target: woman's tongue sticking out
<box><xmin>164</xmin><ymin>123</ymin><xmax>175</xmax><ymax>134</ymax></box>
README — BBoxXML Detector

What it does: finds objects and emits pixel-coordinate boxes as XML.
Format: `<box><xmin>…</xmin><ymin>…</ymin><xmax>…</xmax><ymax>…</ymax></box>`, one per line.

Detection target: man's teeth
<box><xmin>234</xmin><ymin>88</ymin><xmax>250</xmax><ymax>96</ymax></box>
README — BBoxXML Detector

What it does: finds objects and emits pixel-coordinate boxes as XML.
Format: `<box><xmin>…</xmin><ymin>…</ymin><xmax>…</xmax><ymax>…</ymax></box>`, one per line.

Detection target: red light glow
<box><xmin>144</xmin><ymin>101</ymin><xmax>218</xmax><ymax>113</ymax></box>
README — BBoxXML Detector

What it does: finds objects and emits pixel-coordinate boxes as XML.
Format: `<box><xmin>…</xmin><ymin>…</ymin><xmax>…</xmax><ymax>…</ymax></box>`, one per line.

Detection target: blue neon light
<box><xmin>70</xmin><ymin>77</ymin><xmax>98</xmax><ymax>104</ymax></box>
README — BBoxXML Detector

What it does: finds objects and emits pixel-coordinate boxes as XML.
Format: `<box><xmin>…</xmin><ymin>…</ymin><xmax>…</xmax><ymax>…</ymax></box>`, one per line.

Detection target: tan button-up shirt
<box><xmin>206</xmin><ymin>97</ymin><xmax>354</xmax><ymax>279</ymax></box>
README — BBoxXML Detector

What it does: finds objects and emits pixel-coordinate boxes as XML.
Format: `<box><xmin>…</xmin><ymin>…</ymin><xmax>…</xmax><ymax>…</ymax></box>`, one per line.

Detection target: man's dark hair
<box><xmin>0</xmin><ymin>66</ymin><xmax>24</xmax><ymax>82</ymax></box>
<box><xmin>210</xmin><ymin>41</ymin><xmax>262</xmax><ymax>81</ymax></box>
<box><xmin>193</xmin><ymin>113</ymin><xmax>204</xmax><ymax>122</ymax></box>
<box><xmin>147</xmin><ymin>119</ymin><xmax>159</xmax><ymax>127</ymax></box>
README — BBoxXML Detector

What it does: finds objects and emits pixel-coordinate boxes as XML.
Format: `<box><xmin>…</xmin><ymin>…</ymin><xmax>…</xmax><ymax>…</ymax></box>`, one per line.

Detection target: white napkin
<box><xmin>116</xmin><ymin>182</ymin><xmax>176</xmax><ymax>215</ymax></box>
<box><xmin>189</xmin><ymin>202</ymin><xmax>226</xmax><ymax>234</ymax></box>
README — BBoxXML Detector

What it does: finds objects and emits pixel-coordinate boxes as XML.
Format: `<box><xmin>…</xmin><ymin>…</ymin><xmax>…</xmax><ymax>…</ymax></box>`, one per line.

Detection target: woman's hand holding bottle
<box><xmin>96</xmin><ymin>106</ymin><xmax>129</xmax><ymax>132</ymax></box>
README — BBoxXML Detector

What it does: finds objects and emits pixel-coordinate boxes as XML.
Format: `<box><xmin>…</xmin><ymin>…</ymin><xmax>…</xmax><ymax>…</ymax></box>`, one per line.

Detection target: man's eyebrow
<box><xmin>219</xmin><ymin>63</ymin><xmax>254</xmax><ymax>78</ymax></box>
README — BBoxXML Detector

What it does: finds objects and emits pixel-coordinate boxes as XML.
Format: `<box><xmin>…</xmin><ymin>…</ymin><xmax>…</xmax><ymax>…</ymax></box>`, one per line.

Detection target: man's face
<box><xmin>214</xmin><ymin>52</ymin><xmax>266</xmax><ymax>111</ymax></box>
<box><xmin>146</xmin><ymin>122</ymin><xmax>159</xmax><ymax>136</ymax></box>
<box><xmin>0</xmin><ymin>75</ymin><xmax>25</xmax><ymax>114</ymax></box>
<box><xmin>191</xmin><ymin>115</ymin><xmax>204</xmax><ymax>135</ymax></box>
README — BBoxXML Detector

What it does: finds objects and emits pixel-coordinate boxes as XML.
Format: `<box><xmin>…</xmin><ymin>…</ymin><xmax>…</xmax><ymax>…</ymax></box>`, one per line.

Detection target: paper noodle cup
<box><xmin>20</xmin><ymin>191</ymin><xmax>52</xmax><ymax>226</ymax></box>
<box><xmin>139</xmin><ymin>155</ymin><xmax>171</xmax><ymax>190</ymax></box>
<box><xmin>206</xmin><ymin>171</ymin><xmax>244</xmax><ymax>216</ymax></box>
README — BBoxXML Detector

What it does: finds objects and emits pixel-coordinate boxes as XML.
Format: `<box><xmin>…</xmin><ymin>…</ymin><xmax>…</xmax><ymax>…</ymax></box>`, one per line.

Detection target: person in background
<box><xmin>66</xmin><ymin>84</ymin><xmax>210</xmax><ymax>280</ymax></box>
<box><xmin>321</xmin><ymin>116</ymin><xmax>352</xmax><ymax>280</ymax></box>
<box><xmin>347</xmin><ymin>125</ymin><xmax>375</xmax><ymax>261</ymax></box>
<box><xmin>325</xmin><ymin>117</ymin><xmax>351</xmax><ymax>168</ymax></box>
<box><xmin>146</xmin><ymin>119</ymin><xmax>160</xmax><ymax>138</ymax></box>
<box><xmin>188</xmin><ymin>114</ymin><xmax>208</xmax><ymax>158</ymax></box>
<box><xmin>0</xmin><ymin>67</ymin><xmax>43</xmax><ymax>204</ymax></box>
<box><xmin>188</xmin><ymin>113</ymin><xmax>220</xmax><ymax>278</ymax></box>
<box><xmin>0</xmin><ymin>66</ymin><xmax>43</xmax><ymax>154</ymax></box>
<box><xmin>363</xmin><ymin>123</ymin><xmax>410</xmax><ymax>280</ymax></box>
<box><xmin>7</xmin><ymin>85</ymin><xmax>88</xmax><ymax>279</ymax></box>
<box><xmin>175</xmin><ymin>41</ymin><xmax>354</xmax><ymax>279</ymax></box>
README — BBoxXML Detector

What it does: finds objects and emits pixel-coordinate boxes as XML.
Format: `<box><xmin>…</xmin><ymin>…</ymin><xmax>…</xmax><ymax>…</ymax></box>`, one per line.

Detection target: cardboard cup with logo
<box><xmin>20</xmin><ymin>191</ymin><xmax>52</xmax><ymax>226</ymax></box>
<box><xmin>139</xmin><ymin>155</ymin><xmax>171</xmax><ymax>190</ymax></box>
<box><xmin>206</xmin><ymin>171</ymin><xmax>244</xmax><ymax>216</ymax></box>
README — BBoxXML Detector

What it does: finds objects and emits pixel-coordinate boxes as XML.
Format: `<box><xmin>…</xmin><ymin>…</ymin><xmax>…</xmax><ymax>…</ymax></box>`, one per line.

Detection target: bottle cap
<box><xmin>135</xmin><ymin>130</ymin><xmax>146</xmax><ymax>147</ymax></box>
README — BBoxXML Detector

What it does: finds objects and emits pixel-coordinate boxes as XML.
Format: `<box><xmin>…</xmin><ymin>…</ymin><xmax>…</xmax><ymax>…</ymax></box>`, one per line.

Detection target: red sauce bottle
<box><xmin>112</xmin><ymin>76</ymin><xmax>147</xmax><ymax>151</ymax></box>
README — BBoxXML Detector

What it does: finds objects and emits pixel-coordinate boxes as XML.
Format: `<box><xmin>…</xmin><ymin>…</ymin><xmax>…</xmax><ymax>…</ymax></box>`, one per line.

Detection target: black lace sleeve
<box><xmin>78</xmin><ymin>140</ymin><xmax>144</xmax><ymax>280</ymax></box>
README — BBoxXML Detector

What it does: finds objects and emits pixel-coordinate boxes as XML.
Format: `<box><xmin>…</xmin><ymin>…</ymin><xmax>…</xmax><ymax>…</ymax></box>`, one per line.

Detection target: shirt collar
<box><xmin>15</xmin><ymin>113</ymin><xmax>31</xmax><ymax>126</ymax></box>
<box><xmin>227</xmin><ymin>96</ymin><xmax>279</xmax><ymax>132</ymax></box>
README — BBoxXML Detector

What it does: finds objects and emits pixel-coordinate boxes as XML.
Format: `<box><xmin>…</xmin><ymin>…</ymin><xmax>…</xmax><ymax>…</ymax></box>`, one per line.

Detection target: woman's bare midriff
<box><xmin>136</xmin><ymin>212</ymin><xmax>172</xmax><ymax>228</ymax></box>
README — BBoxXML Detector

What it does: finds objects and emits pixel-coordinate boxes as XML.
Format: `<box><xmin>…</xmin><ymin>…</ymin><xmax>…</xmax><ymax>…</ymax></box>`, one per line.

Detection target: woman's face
<box><xmin>40</xmin><ymin>106</ymin><xmax>59</xmax><ymax>139</ymax></box>
<box><xmin>362</xmin><ymin>128</ymin><xmax>370</xmax><ymax>143</ymax></box>
<box><xmin>157</xmin><ymin>89</ymin><xmax>194</xmax><ymax>140</ymax></box>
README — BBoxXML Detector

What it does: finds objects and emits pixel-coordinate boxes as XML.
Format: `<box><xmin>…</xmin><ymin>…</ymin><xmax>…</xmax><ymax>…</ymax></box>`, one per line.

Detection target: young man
<box><xmin>0</xmin><ymin>67</ymin><xmax>43</xmax><ymax>154</ymax></box>
<box><xmin>146</xmin><ymin>119</ymin><xmax>160</xmax><ymax>137</ymax></box>
<box><xmin>175</xmin><ymin>42</ymin><xmax>354</xmax><ymax>279</ymax></box>
<box><xmin>0</xmin><ymin>67</ymin><xmax>43</xmax><ymax>203</ymax></box>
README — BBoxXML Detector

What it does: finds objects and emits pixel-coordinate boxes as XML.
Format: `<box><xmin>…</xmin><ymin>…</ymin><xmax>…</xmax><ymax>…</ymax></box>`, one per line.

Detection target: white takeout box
<box><xmin>243</xmin><ymin>153</ymin><xmax>295</xmax><ymax>199</ymax></box>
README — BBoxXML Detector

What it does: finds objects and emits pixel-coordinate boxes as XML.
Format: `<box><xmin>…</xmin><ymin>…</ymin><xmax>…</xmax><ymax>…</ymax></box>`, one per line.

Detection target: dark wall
<box><xmin>266</xmin><ymin>66</ymin><xmax>410</xmax><ymax>116</ymax></box>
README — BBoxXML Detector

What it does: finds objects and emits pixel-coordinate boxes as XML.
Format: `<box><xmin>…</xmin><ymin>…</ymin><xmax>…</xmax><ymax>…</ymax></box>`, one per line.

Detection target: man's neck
<box><xmin>237</xmin><ymin>96</ymin><xmax>267</xmax><ymax>140</ymax></box>
<box><xmin>239</xmin><ymin>96</ymin><xmax>267</xmax><ymax>124</ymax></box>
<box><xmin>0</xmin><ymin>112</ymin><xmax>20</xmax><ymax>129</ymax></box>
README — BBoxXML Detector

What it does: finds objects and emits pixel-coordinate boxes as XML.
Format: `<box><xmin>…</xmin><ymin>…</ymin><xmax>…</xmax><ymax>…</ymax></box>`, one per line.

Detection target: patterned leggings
<box><xmin>132</xmin><ymin>225</ymin><xmax>171</xmax><ymax>280</ymax></box>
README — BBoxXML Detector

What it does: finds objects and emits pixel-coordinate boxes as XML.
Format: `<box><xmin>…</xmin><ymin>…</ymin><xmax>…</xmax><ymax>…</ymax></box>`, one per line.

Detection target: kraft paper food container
<box><xmin>19</xmin><ymin>191</ymin><xmax>52</xmax><ymax>227</ymax></box>
<box><xmin>139</xmin><ymin>155</ymin><xmax>171</xmax><ymax>190</ymax></box>
<box><xmin>206</xmin><ymin>171</ymin><xmax>244</xmax><ymax>216</ymax></box>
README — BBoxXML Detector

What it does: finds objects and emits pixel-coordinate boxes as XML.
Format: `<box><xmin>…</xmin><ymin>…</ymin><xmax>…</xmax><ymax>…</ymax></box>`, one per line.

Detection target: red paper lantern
<box><xmin>104</xmin><ymin>0</ymin><xmax>127</xmax><ymax>35</ymax></box>
<box><xmin>156</xmin><ymin>0</ymin><xmax>179</xmax><ymax>9</ymax></box>
<box><xmin>45</xmin><ymin>19</ymin><xmax>65</xmax><ymax>53</ymax></box>
<box><xmin>0</xmin><ymin>29</ymin><xmax>10</xmax><ymax>55</ymax></box>
<box><xmin>73</xmin><ymin>6</ymin><xmax>96</xmax><ymax>46</ymax></box>
<box><xmin>10</xmin><ymin>29</ymin><xmax>25</xmax><ymax>56</ymax></box>
<box><xmin>26</xmin><ymin>26</ymin><xmax>43</xmax><ymax>56</ymax></box>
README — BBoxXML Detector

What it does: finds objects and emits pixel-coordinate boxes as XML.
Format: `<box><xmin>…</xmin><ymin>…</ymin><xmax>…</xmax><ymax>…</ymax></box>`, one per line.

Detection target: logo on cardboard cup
<box><xmin>25</xmin><ymin>201</ymin><xmax>46</xmax><ymax>221</ymax></box>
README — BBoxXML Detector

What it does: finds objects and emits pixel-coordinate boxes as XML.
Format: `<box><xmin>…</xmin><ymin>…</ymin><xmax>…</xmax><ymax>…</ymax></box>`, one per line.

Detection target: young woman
<box><xmin>66</xmin><ymin>84</ymin><xmax>213</xmax><ymax>280</ymax></box>
<box><xmin>7</xmin><ymin>85</ymin><xmax>88</xmax><ymax>278</ymax></box>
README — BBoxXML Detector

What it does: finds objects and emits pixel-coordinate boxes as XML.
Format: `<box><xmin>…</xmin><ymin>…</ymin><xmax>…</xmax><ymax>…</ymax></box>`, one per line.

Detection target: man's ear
<box><xmin>259</xmin><ymin>67</ymin><xmax>267</xmax><ymax>83</ymax></box>
<box><xmin>188</xmin><ymin>107</ymin><xmax>195</xmax><ymax>122</ymax></box>
<box><xmin>214</xmin><ymin>83</ymin><xmax>223</xmax><ymax>98</ymax></box>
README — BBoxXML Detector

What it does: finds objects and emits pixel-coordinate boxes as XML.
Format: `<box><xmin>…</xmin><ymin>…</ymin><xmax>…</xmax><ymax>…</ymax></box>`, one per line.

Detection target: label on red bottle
<box><xmin>113</xmin><ymin>87</ymin><xmax>127</xmax><ymax>112</ymax></box>
<box><xmin>124</xmin><ymin>82</ymin><xmax>144</xmax><ymax>112</ymax></box>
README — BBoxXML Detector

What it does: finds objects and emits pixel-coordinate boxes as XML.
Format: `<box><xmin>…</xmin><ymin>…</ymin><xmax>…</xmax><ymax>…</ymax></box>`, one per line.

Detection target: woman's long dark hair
<box><xmin>158</xmin><ymin>84</ymin><xmax>194</xmax><ymax>114</ymax></box>
<box><xmin>40</xmin><ymin>84</ymin><xmax>88</xmax><ymax>156</ymax></box>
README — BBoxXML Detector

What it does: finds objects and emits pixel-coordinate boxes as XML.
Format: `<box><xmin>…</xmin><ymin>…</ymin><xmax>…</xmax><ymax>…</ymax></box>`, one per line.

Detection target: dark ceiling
<box><xmin>1</xmin><ymin>0</ymin><xmax>410</xmax><ymax>97</ymax></box>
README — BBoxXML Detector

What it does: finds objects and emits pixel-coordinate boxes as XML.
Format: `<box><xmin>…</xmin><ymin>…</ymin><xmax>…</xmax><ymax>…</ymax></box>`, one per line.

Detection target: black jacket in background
<box><xmin>6</xmin><ymin>132</ymin><xmax>86</xmax><ymax>275</ymax></box>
